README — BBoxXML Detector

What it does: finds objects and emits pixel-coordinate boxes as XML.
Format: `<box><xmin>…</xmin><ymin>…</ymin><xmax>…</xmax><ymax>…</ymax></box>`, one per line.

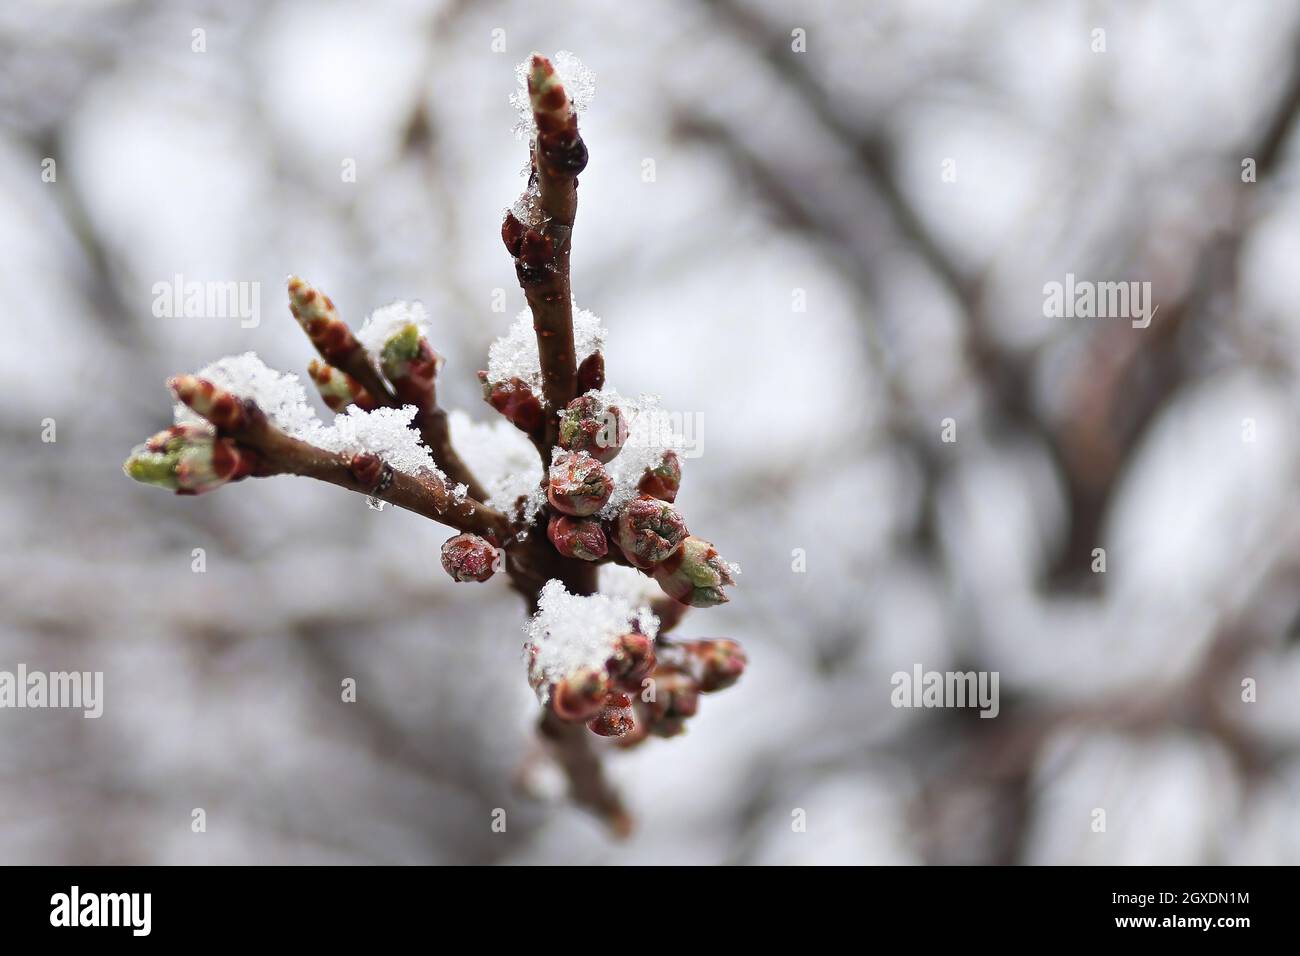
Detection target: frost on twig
<box><xmin>122</xmin><ymin>54</ymin><xmax>745</xmax><ymax>837</ymax></box>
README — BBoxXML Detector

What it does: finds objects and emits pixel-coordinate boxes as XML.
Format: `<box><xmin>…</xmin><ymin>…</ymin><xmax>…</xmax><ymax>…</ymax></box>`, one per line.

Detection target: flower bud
<box><xmin>307</xmin><ymin>359</ymin><xmax>375</xmax><ymax>413</ymax></box>
<box><xmin>167</xmin><ymin>375</ymin><xmax>248</xmax><ymax>431</ymax></box>
<box><xmin>587</xmin><ymin>692</ymin><xmax>634</xmax><ymax>738</ymax></box>
<box><xmin>348</xmin><ymin>452</ymin><xmax>391</xmax><ymax>492</ymax></box>
<box><xmin>558</xmin><ymin>394</ymin><xmax>627</xmax><ymax>463</ymax></box>
<box><xmin>683</xmin><ymin>639</ymin><xmax>747</xmax><ymax>692</ymax></box>
<box><xmin>615</xmin><ymin>495</ymin><xmax>688</xmax><ymax>568</ymax></box>
<box><xmin>287</xmin><ymin>275</ymin><xmax>359</xmax><ymax>364</ymax></box>
<box><xmin>607</xmin><ymin>632</ymin><xmax>656</xmax><ymax>692</ymax></box>
<box><xmin>644</xmin><ymin>669</ymin><xmax>698</xmax><ymax>738</ymax></box>
<box><xmin>576</xmin><ymin>351</ymin><xmax>605</xmax><ymax>392</ymax></box>
<box><xmin>515</xmin><ymin>229</ymin><xmax>555</xmax><ymax>286</ymax></box>
<box><xmin>501</xmin><ymin>209</ymin><xmax>528</xmax><ymax>257</ymax></box>
<box><xmin>547</xmin><ymin>514</ymin><xmax>608</xmax><ymax>561</ymax></box>
<box><xmin>547</xmin><ymin>450</ymin><xmax>613</xmax><ymax>517</ymax></box>
<box><xmin>440</xmin><ymin>533</ymin><xmax>498</xmax><ymax>583</ymax></box>
<box><xmin>123</xmin><ymin>424</ymin><xmax>254</xmax><ymax>495</ymax></box>
<box><xmin>482</xmin><ymin>375</ymin><xmax>544</xmax><ymax>433</ymax></box>
<box><xmin>614</xmin><ymin>716</ymin><xmax>650</xmax><ymax>750</ymax></box>
<box><xmin>551</xmin><ymin>666</ymin><xmax>610</xmax><ymax>722</ymax></box>
<box><xmin>637</xmin><ymin>449</ymin><xmax>682</xmax><ymax>503</ymax></box>
<box><xmin>653</xmin><ymin>536</ymin><xmax>736</xmax><ymax>607</ymax></box>
<box><xmin>528</xmin><ymin>55</ymin><xmax>588</xmax><ymax>176</ymax></box>
<box><xmin>380</xmin><ymin>323</ymin><xmax>441</xmax><ymax>408</ymax></box>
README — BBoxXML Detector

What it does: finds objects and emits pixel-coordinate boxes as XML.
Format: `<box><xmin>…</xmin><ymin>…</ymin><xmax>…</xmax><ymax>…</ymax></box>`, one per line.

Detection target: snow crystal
<box><xmin>595</xmin><ymin>391</ymin><xmax>687</xmax><ymax>518</ymax></box>
<box><xmin>486</xmin><ymin>305</ymin><xmax>607</xmax><ymax>395</ymax></box>
<box><xmin>509</xmin><ymin>178</ymin><xmax>547</xmax><ymax>229</ymax></box>
<box><xmin>448</xmin><ymin>409</ymin><xmax>546</xmax><ymax>530</ymax></box>
<box><xmin>174</xmin><ymin>352</ymin><xmax>323</xmax><ymax>438</ymax></box>
<box><xmin>510</xmin><ymin>50</ymin><xmax>595</xmax><ymax>140</ymax></box>
<box><xmin>356</xmin><ymin>300</ymin><xmax>433</xmax><ymax>362</ymax></box>
<box><xmin>599</xmin><ymin>563</ymin><xmax>662</xmax><ymax>606</ymax></box>
<box><xmin>525</xmin><ymin>580</ymin><xmax>658</xmax><ymax>701</ymax></box>
<box><xmin>316</xmin><ymin>404</ymin><xmax>441</xmax><ymax>477</ymax></box>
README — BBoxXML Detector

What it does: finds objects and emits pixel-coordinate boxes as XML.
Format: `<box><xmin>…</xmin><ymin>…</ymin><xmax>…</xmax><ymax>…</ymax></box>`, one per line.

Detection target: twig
<box><xmin>173</xmin><ymin>377</ymin><xmax>513</xmax><ymax>541</ymax></box>
<box><xmin>538</xmin><ymin>709</ymin><xmax>632</xmax><ymax>837</ymax></box>
<box><xmin>505</xmin><ymin>55</ymin><xmax>589</xmax><ymax>451</ymax></box>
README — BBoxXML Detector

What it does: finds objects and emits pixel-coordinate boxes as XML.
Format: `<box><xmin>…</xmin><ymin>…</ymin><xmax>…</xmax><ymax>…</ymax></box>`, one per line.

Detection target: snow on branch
<box><xmin>121</xmin><ymin>54</ymin><xmax>744</xmax><ymax>837</ymax></box>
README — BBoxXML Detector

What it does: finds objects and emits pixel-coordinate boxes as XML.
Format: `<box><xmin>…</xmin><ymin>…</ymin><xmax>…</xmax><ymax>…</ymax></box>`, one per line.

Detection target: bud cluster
<box><xmin>525</xmin><ymin>582</ymin><xmax>661</xmax><ymax>739</ymax></box>
<box><xmin>617</xmin><ymin>638</ymin><xmax>747</xmax><ymax>747</ymax></box>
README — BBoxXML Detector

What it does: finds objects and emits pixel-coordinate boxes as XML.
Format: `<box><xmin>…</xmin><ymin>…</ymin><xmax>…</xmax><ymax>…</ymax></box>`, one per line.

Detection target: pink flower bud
<box><xmin>637</xmin><ymin>450</ymin><xmax>682</xmax><ymax>503</ymax></box>
<box><xmin>552</xmin><ymin>666</ymin><xmax>610</xmax><ymax>722</ymax></box>
<box><xmin>167</xmin><ymin>375</ymin><xmax>248</xmax><ymax>432</ymax></box>
<box><xmin>440</xmin><ymin>533</ymin><xmax>498</xmax><ymax>583</ymax></box>
<box><xmin>587</xmin><ymin>692</ymin><xmax>634</xmax><ymax>737</ymax></box>
<box><xmin>501</xmin><ymin>209</ymin><xmax>528</xmax><ymax>257</ymax></box>
<box><xmin>653</xmin><ymin>536</ymin><xmax>736</xmax><ymax>607</ymax></box>
<box><xmin>615</xmin><ymin>495</ymin><xmax>688</xmax><ymax>568</ymax></box>
<box><xmin>607</xmin><ymin>632</ymin><xmax>656</xmax><ymax>692</ymax></box>
<box><xmin>287</xmin><ymin>276</ymin><xmax>359</xmax><ymax>364</ymax></box>
<box><xmin>546</xmin><ymin>514</ymin><xmax>608</xmax><ymax>561</ymax></box>
<box><xmin>307</xmin><ymin>360</ymin><xmax>376</xmax><ymax>413</ymax></box>
<box><xmin>644</xmin><ymin>669</ymin><xmax>699</xmax><ymax>738</ymax></box>
<box><xmin>483</xmin><ymin>376</ymin><xmax>544</xmax><ymax>433</ymax></box>
<box><xmin>558</xmin><ymin>394</ymin><xmax>628</xmax><ymax>463</ymax></box>
<box><xmin>682</xmin><ymin>639</ymin><xmax>747</xmax><ymax>692</ymax></box>
<box><xmin>547</xmin><ymin>450</ymin><xmax>613</xmax><ymax>516</ymax></box>
<box><xmin>576</xmin><ymin>351</ymin><xmax>605</xmax><ymax>392</ymax></box>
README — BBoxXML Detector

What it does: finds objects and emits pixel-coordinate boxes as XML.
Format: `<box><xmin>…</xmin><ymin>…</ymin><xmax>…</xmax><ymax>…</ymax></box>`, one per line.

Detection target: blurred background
<box><xmin>2</xmin><ymin>0</ymin><xmax>1299</xmax><ymax>864</ymax></box>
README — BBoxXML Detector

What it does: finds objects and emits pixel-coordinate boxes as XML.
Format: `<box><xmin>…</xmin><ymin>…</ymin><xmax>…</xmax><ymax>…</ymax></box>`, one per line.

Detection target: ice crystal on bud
<box><xmin>548</xmin><ymin>449</ymin><xmax>613</xmax><ymax>516</ymax></box>
<box><xmin>510</xmin><ymin>50</ymin><xmax>595</xmax><ymax>140</ymax></box>
<box><xmin>441</xmin><ymin>533</ymin><xmax>498</xmax><ymax>583</ymax></box>
<box><xmin>509</xmin><ymin>180</ymin><xmax>547</xmax><ymax>229</ymax></box>
<box><xmin>559</xmin><ymin>392</ymin><xmax>628</xmax><ymax>463</ymax></box>
<box><xmin>525</xmin><ymin>580</ymin><xmax>658</xmax><ymax>705</ymax></box>
<box><xmin>616</xmin><ymin>495</ymin><xmax>688</xmax><ymax>568</ymax></box>
<box><xmin>357</xmin><ymin>300</ymin><xmax>434</xmax><ymax>366</ymax></box>
<box><xmin>594</xmin><ymin>394</ymin><xmax>687</xmax><ymax>518</ymax></box>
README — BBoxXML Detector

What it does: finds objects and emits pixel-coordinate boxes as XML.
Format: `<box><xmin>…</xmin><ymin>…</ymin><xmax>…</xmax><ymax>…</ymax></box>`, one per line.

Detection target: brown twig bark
<box><xmin>416</xmin><ymin>404</ymin><xmax>488</xmax><ymax>502</ymax></box>
<box><xmin>539</xmin><ymin>709</ymin><xmax>632</xmax><ymax>837</ymax></box>
<box><xmin>215</xmin><ymin>394</ymin><xmax>513</xmax><ymax>541</ymax></box>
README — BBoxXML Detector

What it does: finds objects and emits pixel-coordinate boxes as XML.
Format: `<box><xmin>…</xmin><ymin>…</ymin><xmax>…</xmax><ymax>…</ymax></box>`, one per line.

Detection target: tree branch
<box><xmin>504</xmin><ymin>55</ymin><xmax>590</xmax><ymax>454</ymax></box>
<box><xmin>168</xmin><ymin>375</ymin><xmax>513</xmax><ymax>541</ymax></box>
<box><xmin>538</xmin><ymin>708</ymin><xmax>632</xmax><ymax>837</ymax></box>
<box><xmin>287</xmin><ymin>275</ymin><xmax>489</xmax><ymax>502</ymax></box>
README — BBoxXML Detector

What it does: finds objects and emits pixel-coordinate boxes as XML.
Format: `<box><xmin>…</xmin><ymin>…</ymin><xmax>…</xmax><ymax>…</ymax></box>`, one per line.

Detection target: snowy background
<box><xmin>2</xmin><ymin>0</ymin><xmax>1299</xmax><ymax>864</ymax></box>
